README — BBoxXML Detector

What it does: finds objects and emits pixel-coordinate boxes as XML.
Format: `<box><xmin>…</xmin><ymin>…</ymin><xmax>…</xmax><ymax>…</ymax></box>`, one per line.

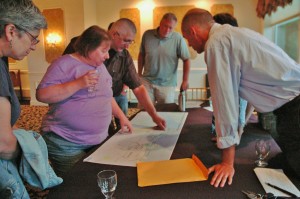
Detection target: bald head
<box><xmin>108</xmin><ymin>18</ymin><xmax>136</xmax><ymax>52</ymax></box>
<box><xmin>109</xmin><ymin>18</ymin><xmax>136</xmax><ymax>35</ymax></box>
<box><xmin>181</xmin><ymin>8</ymin><xmax>214</xmax><ymax>34</ymax></box>
<box><xmin>181</xmin><ymin>8</ymin><xmax>214</xmax><ymax>54</ymax></box>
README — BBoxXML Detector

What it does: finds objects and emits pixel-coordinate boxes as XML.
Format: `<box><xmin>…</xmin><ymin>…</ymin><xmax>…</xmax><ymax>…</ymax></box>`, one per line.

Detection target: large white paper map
<box><xmin>84</xmin><ymin>111</ymin><xmax>188</xmax><ymax>167</ymax></box>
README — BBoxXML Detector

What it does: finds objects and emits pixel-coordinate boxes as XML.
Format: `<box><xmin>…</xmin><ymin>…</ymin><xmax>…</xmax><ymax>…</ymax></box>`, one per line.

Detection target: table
<box><xmin>47</xmin><ymin>104</ymin><xmax>300</xmax><ymax>199</ymax></box>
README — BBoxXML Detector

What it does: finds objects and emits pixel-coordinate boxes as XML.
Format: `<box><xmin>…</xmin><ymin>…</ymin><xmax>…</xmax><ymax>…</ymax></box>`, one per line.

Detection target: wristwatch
<box><xmin>123</xmin><ymin>89</ymin><xmax>128</xmax><ymax>93</ymax></box>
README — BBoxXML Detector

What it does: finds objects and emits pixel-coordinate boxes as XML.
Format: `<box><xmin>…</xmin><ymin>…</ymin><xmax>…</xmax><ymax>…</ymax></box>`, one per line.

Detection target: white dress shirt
<box><xmin>205</xmin><ymin>23</ymin><xmax>300</xmax><ymax>148</ymax></box>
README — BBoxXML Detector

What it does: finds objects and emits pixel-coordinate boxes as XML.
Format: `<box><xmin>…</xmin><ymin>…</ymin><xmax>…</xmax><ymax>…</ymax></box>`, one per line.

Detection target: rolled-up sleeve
<box><xmin>205</xmin><ymin>45</ymin><xmax>241</xmax><ymax>149</ymax></box>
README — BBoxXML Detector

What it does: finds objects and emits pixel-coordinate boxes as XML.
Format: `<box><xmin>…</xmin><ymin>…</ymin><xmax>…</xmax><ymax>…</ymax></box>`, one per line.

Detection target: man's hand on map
<box><xmin>153</xmin><ymin>126</ymin><xmax>163</xmax><ymax>130</ymax></box>
<box><xmin>152</xmin><ymin>115</ymin><xmax>166</xmax><ymax>130</ymax></box>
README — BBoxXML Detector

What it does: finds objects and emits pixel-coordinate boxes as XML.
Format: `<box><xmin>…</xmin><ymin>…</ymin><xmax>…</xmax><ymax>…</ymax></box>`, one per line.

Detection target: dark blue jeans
<box><xmin>114</xmin><ymin>94</ymin><xmax>128</xmax><ymax>129</ymax></box>
<box><xmin>43</xmin><ymin>132</ymin><xmax>93</xmax><ymax>177</ymax></box>
<box><xmin>273</xmin><ymin>95</ymin><xmax>300</xmax><ymax>178</ymax></box>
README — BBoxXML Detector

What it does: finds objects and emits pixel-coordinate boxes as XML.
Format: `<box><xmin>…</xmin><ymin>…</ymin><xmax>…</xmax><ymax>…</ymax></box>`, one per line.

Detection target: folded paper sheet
<box><xmin>254</xmin><ymin>168</ymin><xmax>300</xmax><ymax>197</ymax></box>
<box><xmin>137</xmin><ymin>155</ymin><xmax>208</xmax><ymax>187</ymax></box>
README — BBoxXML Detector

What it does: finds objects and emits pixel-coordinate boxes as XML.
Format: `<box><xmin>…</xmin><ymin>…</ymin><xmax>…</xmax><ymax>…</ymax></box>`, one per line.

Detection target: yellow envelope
<box><xmin>137</xmin><ymin>155</ymin><xmax>208</xmax><ymax>187</ymax></box>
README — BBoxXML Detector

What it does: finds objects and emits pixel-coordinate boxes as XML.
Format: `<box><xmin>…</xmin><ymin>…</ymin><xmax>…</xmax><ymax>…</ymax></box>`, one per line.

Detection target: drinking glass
<box><xmin>97</xmin><ymin>170</ymin><xmax>117</xmax><ymax>199</ymax></box>
<box><xmin>255</xmin><ymin>139</ymin><xmax>271</xmax><ymax>167</ymax></box>
<box><xmin>88</xmin><ymin>69</ymin><xmax>100</xmax><ymax>97</ymax></box>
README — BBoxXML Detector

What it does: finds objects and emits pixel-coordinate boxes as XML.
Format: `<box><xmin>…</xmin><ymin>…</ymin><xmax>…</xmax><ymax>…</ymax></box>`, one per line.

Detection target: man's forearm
<box><xmin>181</xmin><ymin>59</ymin><xmax>191</xmax><ymax>90</ymax></box>
<box><xmin>182</xmin><ymin>59</ymin><xmax>191</xmax><ymax>82</ymax></box>
<box><xmin>137</xmin><ymin>53</ymin><xmax>144</xmax><ymax>75</ymax></box>
<box><xmin>222</xmin><ymin>145</ymin><xmax>235</xmax><ymax>166</ymax></box>
<box><xmin>134</xmin><ymin>86</ymin><xmax>157</xmax><ymax>118</ymax></box>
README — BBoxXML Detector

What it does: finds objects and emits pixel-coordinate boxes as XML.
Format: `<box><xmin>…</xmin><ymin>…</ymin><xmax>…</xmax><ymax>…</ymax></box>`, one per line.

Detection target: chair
<box><xmin>185</xmin><ymin>73</ymin><xmax>211</xmax><ymax>101</ymax></box>
<box><xmin>185</xmin><ymin>87</ymin><xmax>210</xmax><ymax>101</ymax></box>
<box><xmin>9</xmin><ymin>69</ymin><xmax>23</xmax><ymax>100</ymax></box>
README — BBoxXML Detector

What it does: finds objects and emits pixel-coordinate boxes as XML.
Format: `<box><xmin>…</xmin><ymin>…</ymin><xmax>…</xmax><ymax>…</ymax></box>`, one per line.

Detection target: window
<box><xmin>274</xmin><ymin>16</ymin><xmax>300</xmax><ymax>63</ymax></box>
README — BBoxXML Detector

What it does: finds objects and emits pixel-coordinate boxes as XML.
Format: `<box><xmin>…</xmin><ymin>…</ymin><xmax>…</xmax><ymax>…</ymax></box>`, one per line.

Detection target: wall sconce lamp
<box><xmin>46</xmin><ymin>33</ymin><xmax>62</xmax><ymax>47</ymax></box>
<box><xmin>43</xmin><ymin>8</ymin><xmax>65</xmax><ymax>63</ymax></box>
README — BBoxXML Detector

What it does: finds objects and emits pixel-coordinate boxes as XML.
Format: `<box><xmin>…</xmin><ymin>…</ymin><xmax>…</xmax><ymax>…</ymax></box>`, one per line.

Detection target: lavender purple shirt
<box><xmin>38</xmin><ymin>55</ymin><xmax>113</xmax><ymax>145</ymax></box>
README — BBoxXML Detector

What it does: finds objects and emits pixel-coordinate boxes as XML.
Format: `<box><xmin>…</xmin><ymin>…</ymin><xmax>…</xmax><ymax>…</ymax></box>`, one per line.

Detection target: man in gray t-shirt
<box><xmin>138</xmin><ymin>13</ymin><xmax>190</xmax><ymax>105</ymax></box>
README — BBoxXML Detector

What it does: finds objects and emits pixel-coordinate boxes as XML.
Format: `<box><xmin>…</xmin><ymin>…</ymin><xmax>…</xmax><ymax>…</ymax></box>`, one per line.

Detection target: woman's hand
<box><xmin>79</xmin><ymin>69</ymin><xmax>99</xmax><ymax>89</ymax></box>
<box><xmin>119</xmin><ymin>115</ymin><xmax>133</xmax><ymax>133</ymax></box>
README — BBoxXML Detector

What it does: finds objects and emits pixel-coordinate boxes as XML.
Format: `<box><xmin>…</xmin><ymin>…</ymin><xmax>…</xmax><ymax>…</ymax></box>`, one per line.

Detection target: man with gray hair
<box><xmin>138</xmin><ymin>13</ymin><xmax>190</xmax><ymax>105</ymax></box>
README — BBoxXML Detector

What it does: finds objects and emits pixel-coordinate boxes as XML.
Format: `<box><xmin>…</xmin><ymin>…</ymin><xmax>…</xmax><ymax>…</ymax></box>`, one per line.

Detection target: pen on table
<box><xmin>265</xmin><ymin>182</ymin><xmax>298</xmax><ymax>198</ymax></box>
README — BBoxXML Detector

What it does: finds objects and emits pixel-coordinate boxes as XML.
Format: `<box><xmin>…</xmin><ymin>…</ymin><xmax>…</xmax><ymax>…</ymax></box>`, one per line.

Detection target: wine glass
<box><xmin>255</xmin><ymin>139</ymin><xmax>271</xmax><ymax>167</ymax></box>
<box><xmin>97</xmin><ymin>170</ymin><xmax>117</xmax><ymax>199</ymax></box>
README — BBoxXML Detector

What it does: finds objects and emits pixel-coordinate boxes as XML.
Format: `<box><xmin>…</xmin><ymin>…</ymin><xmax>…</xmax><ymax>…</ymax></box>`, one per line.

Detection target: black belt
<box><xmin>274</xmin><ymin>94</ymin><xmax>300</xmax><ymax>115</ymax></box>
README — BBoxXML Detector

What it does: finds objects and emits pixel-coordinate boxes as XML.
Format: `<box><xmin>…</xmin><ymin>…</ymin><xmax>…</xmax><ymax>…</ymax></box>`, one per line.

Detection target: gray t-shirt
<box><xmin>139</xmin><ymin>29</ymin><xmax>190</xmax><ymax>86</ymax></box>
<box><xmin>0</xmin><ymin>59</ymin><xmax>20</xmax><ymax>126</ymax></box>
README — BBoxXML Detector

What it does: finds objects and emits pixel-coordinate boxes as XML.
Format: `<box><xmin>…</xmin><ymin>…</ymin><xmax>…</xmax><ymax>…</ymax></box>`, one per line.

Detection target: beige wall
<box><xmin>94</xmin><ymin>0</ymin><xmax>261</xmax><ymax>37</ymax></box>
<box><xmin>93</xmin><ymin>0</ymin><xmax>262</xmax><ymax>101</ymax></box>
<box><xmin>27</xmin><ymin>0</ymin><xmax>84</xmax><ymax>105</ymax></box>
<box><xmin>24</xmin><ymin>0</ymin><xmax>264</xmax><ymax>104</ymax></box>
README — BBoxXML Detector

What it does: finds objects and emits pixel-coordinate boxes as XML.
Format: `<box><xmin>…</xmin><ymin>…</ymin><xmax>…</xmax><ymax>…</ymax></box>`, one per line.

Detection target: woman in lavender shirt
<box><xmin>36</xmin><ymin>26</ymin><xmax>132</xmax><ymax>176</ymax></box>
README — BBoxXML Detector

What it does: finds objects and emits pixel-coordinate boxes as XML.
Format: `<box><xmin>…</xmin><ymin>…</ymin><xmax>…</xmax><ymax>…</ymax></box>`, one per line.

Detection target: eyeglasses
<box><xmin>15</xmin><ymin>25</ymin><xmax>40</xmax><ymax>45</ymax></box>
<box><xmin>115</xmin><ymin>32</ymin><xmax>135</xmax><ymax>44</ymax></box>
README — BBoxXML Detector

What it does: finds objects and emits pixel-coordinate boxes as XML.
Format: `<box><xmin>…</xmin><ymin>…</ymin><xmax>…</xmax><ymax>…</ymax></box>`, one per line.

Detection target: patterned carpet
<box><xmin>16</xmin><ymin>105</ymin><xmax>49</xmax><ymax>133</ymax></box>
<box><xmin>16</xmin><ymin>105</ymin><xmax>140</xmax><ymax>133</ymax></box>
<box><xmin>16</xmin><ymin>105</ymin><xmax>140</xmax><ymax>198</ymax></box>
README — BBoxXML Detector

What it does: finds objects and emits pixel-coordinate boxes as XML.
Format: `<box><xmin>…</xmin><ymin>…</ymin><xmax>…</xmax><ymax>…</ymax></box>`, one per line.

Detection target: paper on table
<box><xmin>137</xmin><ymin>155</ymin><xmax>208</xmax><ymax>187</ymax></box>
<box><xmin>84</xmin><ymin>112</ymin><xmax>188</xmax><ymax>167</ymax></box>
<box><xmin>254</xmin><ymin>168</ymin><xmax>300</xmax><ymax>197</ymax></box>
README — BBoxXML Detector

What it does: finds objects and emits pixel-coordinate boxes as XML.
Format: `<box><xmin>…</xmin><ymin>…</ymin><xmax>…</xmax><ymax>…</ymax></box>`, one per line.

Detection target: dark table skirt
<box><xmin>48</xmin><ymin>104</ymin><xmax>300</xmax><ymax>199</ymax></box>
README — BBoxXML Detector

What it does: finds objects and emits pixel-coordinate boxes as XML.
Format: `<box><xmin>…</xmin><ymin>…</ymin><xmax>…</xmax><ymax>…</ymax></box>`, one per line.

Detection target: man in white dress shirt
<box><xmin>181</xmin><ymin>8</ymin><xmax>300</xmax><ymax>188</ymax></box>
